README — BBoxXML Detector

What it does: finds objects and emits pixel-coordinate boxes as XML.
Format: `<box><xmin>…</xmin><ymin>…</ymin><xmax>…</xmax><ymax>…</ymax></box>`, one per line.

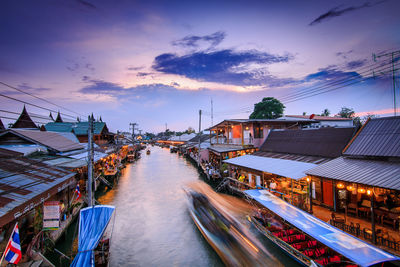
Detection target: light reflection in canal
<box><xmin>53</xmin><ymin>146</ymin><xmax>300</xmax><ymax>266</ymax></box>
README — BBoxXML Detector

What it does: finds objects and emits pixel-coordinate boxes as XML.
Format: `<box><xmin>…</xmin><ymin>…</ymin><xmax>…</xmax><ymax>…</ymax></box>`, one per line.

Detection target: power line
<box><xmin>0</xmin><ymin>92</ymin><xmax>78</xmax><ymax>120</ymax></box>
<box><xmin>0</xmin><ymin>81</ymin><xmax>86</xmax><ymax>118</ymax></box>
<box><xmin>279</xmin><ymin>61</ymin><xmax>396</xmax><ymax>102</ymax></box>
<box><xmin>281</xmin><ymin>64</ymin><xmax>398</xmax><ymax>104</ymax></box>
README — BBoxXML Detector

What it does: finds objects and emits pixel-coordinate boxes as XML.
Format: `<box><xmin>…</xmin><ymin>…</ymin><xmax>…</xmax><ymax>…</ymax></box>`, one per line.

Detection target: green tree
<box><xmin>337</xmin><ymin>107</ymin><xmax>355</xmax><ymax>118</ymax></box>
<box><xmin>249</xmin><ymin>97</ymin><xmax>285</xmax><ymax>119</ymax></box>
<box><xmin>321</xmin><ymin>109</ymin><xmax>330</xmax><ymax>116</ymax></box>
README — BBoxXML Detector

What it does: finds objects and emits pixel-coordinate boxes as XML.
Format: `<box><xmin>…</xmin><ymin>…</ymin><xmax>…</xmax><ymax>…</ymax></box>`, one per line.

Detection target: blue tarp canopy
<box><xmin>70</xmin><ymin>205</ymin><xmax>115</xmax><ymax>267</ymax></box>
<box><xmin>245</xmin><ymin>189</ymin><xmax>400</xmax><ymax>266</ymax></box>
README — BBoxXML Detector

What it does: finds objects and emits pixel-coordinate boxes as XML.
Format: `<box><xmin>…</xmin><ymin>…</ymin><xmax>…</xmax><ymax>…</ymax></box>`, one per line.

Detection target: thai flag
<box><xmin>75</xmin><ymin>184</ymin><xmax>81</xmax><ymax>200</ymax></box>
<box><xmin>4</xmin><ymin>223</ymin><xmax>22</xmax><ymax>264</ymax></box>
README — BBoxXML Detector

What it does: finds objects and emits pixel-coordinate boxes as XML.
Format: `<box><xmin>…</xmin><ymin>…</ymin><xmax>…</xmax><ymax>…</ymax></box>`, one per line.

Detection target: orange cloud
<box><xmin>355</xmin><ymin>108</ymin><xmax>400</xmax><ymax>117</ymax></box>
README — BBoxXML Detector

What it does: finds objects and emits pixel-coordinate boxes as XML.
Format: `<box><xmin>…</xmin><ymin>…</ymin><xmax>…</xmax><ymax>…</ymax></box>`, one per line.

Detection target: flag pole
<box><xmin>0</xmin><ymin>222</ymin><xmax>18</xmax><ymax>266</ymax></box>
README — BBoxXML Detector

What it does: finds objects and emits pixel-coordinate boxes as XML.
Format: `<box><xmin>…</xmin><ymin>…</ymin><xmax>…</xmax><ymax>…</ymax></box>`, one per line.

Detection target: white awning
<box><xmin>224</xmin><ymin>155</ymin><xmax>318</xmax><ymax>180</ymax></box>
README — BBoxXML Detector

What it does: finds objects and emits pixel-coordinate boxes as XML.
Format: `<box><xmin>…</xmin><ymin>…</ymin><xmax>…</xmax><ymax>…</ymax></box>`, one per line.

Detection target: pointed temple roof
<box><xmin>55</xmin><ymin>111</ymin><xmax>63</xmax><ymax>123</ymax></box>
<box><xmin>0</xmin><ymin>119</ymin><xmax>5</xmax><ymax>131</ymax></box>
<box><xmin>49</xmin><ymin>113</ymin><xmax>54</xmax><ymax>121</ymax></box>
<box><xmin>11</xmin><ymin>106</ymin><xmax>38</xmax><ymax>129</ymax></box>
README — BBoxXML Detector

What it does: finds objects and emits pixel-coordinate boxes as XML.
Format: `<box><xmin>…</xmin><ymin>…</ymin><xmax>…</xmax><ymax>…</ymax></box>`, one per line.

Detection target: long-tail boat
<box><xmin>185</xmin><ymin>189</ymin><xmax>276</xmax><ymax>266</ymax></box>
<box><xmin>244</xmin><ymin>189</ymin><xmax>400</xmax><ymax>267</ymax></box>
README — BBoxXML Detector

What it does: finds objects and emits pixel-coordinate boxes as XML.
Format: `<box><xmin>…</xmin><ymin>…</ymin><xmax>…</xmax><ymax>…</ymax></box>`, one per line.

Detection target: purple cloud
<box><xmin>153</xmin><ymin>49</ymin><xmax>294</xmax><ymax>86</ymax></box>
<box><xmin>309</xmin><ymin>1</ymin><xmax>386</xmax><ymax>26</ymax></box>
<box><xmin>172</xmin><ymin>31</ymin><xmax>226</xmax><ymax>48</ymax></box>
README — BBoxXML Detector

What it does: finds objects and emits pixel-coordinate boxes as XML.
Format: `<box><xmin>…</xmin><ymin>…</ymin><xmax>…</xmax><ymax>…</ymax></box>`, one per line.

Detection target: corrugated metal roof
<box><xmin>188</xmin><ymin>134</ymin><xmax>213</xmax><ymax>143</ymax></box>
<box><xmin>224</xmin><ymin>155</ymin><xmax>317</xmax><ymax>179</ymax></box>
<box><xmin>169</xmin><ymin>133</ymin><xmax>197</xmax><ymax>142</ymax></box>
<box><xmin>0</xmin><ymin>157</ymin><xmax>75</xmax><ymax>226</ymax></box>
<box><xmin>45</xmin><ymin>122</ymin><xmax>74</xmax><ymax>133</ymax></box>
<box><xmin>43</xmin><ymin>157</ymin><xmax>87</xmax><ymax>169</ymax></box>
<box><xmin>209</xmin><ymin>144</ymin><xmax>249</xmax><ymax>153</ymax></box>
<box><xmin>0</xmin><ymin>145</ymin><xmax>47</xmax><ymax>156</ymax></box>
<box><xmin>306</xmin><ymin>156</ymin><xmax>400</xmax><ymax>190</ymax></box>
<box><xmin>344</xmin><ymin>116</ymin><xmax>400</xmax><ymax>158</ymax></box>
<box><xmin>253</xmin><ymin>151</ymin><xmax>332</xmax><ymax>164</ymax></box>
<box><xmin>5</xmin><ymin>129</ymin><xmax>84</xmax><ymax>152</ymax></box>
<box><xmin>260</xmin><ymin>127</ymin><xmax>355</xmax><ymax>158</ymax></box>
<box><xmin>73</xmin><ymin>121</ymin><xmax>107</xmax><ymax>135</ymax></box>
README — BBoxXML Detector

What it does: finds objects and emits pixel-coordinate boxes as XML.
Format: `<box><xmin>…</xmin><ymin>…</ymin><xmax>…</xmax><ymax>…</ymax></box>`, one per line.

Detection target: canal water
<box><xmin>52</xmin><ymin>146</ymin><xmax>300</xmax><ymax>266</ymax></box>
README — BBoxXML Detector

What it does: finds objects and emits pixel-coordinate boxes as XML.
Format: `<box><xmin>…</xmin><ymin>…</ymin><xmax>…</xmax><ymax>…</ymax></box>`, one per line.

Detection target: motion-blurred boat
<box><xmin>185</xmin><ymin>189</ymin><xmax>274</xmax><ymax>266</ymax></box>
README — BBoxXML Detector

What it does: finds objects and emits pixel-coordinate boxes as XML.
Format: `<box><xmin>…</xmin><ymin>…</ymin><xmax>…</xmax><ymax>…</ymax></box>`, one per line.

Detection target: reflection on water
<box><xmin>100</xmin><ymin>147</ymin><xmax>223</xmax><ymax>266</ymax></box>
<box><xmin>53</xmin><ymin>146</ymin><xmax>301</xmax><ymax>266</ymax></box>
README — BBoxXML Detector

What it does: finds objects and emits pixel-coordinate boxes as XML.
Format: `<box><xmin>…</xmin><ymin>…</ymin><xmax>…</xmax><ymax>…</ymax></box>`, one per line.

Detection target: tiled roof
<box><xmin>286</xmin><ymin>115</ymin><xmax>352</xmax><ymax>121</ymax></box>
<box><xmin>0</xmin><ymin>119</ymin><xmax>4</xmax><ymax>131</ymax></box>
<box><xmin>10</xmin><ymin>106</ymin><xmax>38</xmax><ymax>129</ymax></box>
<box><xmin>344</xmin><ymin>116</ymin><xmax>400</xmax><ymax>158</ymax></box>
<box><xmin>260</xmin><ymin>127</ymin><xmax>355</xmax><ymax>158</ymax></box>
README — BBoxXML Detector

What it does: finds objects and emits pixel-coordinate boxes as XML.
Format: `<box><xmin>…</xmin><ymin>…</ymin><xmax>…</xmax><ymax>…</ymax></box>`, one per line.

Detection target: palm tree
<box><xmin>321</xmin><ymin>109</ymin><xmax>330</xmax><ymax>117</ymax></box>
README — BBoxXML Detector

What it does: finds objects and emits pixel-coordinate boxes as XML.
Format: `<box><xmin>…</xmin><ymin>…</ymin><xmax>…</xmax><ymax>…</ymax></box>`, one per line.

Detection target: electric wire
<box><xmin>0</xmin><ymin>81</ymin><xmax>86</xmax><ymax>118</ymax></box>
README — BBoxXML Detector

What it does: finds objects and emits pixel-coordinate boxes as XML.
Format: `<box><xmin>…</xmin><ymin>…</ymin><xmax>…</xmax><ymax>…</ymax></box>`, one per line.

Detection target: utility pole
<box><xmin>87</xmin><ymin>114</ymin><xmax>94</xmax><ymax>207</ymax></box>
<box><xmin>198</xmin><ymin>110</ymin><xmax>202</xmax><ymax>166</ymax></box>
<box><xmin>165</xmin><ymin>123</ymin><xmax>168</xmax><ymax>132</ymax></box>
<box><xmin>130</xmin><ymin>123</ymin><xmax>138</xmax><ymax>141</ymax></box>
<box><xmin>373</xmin><ymin>50</ymin><xmax>400</xmax><ymax>116</ymax></box>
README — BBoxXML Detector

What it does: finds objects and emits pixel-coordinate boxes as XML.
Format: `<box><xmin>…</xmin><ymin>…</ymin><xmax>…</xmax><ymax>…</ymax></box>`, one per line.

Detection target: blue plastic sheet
<box><xmin>245</xmin><ymin>189</ymin><xmax>400</xmax><ymax>266</ymax></box>
<box><xmin>70</xmin><ymin>205</ymin><xmax>115</xmax><ymax>267</ymax></box>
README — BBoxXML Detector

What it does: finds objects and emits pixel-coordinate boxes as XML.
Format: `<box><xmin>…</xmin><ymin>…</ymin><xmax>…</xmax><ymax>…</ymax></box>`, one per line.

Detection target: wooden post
<box><xmin>216</xmin><ymin>128</ymin><xmax>219</xmax><ymax>144</ymax></box>
<box><xmin>291</xmin><ymin>179</ymin><xmax>294</xmax><ymax>204</ymax></box>
<box><xmin>333</xmin><ymin>180</ymin><xmax>337</xmax><ymax>212</ymax></box>
<box><xmin>371</xmin><ymin>188</ymin><xmax>376</xmax><ymax>244</ymax></box>
<box><xmin>309</xmin><ymin>179</ymin><xmax>313</xmax><ymax>214</ymax></box>
<box><xmin>241</xmin><ymin>123</ymin><xmax>244</xmax><ymax>146</ymax></box>
<box><xmin>226</xmin><ymin>125</ymin><xmax>229</xmax><ymax>144</ymax></box>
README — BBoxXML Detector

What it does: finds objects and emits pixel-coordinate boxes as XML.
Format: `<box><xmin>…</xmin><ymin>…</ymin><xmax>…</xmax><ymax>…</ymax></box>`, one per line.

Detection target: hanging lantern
<box><xmin>306</xmin><ymin>177</ymin><xmax>311</xmax><ymax>182</ymax></box>
<box><xmin>358</xmin><ymin>188</ymin><xmax>366</xmax><ymax>194</ymax></box>
<box><xmin>337</xmin><ymin>183</ymin><xmax>345</xmax><ymax>189</ymax></box>
<box><xmin>367</xmin><ymin>189</ymin><xmax>372</xmax><ymax>195</ymax></box>
<box><xmin>346</xmin><ymin>185</ymin><xmax>354</xmax><ymax>191</ymax></box>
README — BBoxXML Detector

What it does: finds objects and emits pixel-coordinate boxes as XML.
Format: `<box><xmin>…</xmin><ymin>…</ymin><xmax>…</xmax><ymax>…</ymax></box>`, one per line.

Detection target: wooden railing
<box><xmin>330</xmin><ymin>220</ymin><xmax>400</xmax><ymax>252</ymax></box>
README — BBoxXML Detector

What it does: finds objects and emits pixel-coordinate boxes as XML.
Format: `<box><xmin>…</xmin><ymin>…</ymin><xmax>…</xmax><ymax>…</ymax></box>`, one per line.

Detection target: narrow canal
<box><xmin>53</xmin><ymin>146</ymin><xmax>300</xmax><ymax>266</ymax></box>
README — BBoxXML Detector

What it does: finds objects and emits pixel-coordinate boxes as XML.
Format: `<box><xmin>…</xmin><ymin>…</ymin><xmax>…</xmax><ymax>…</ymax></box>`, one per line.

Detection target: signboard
<box><xmin>43</xmin><ymin>201</ymin><xmax>60</xmax><ymax>230</ymax></box>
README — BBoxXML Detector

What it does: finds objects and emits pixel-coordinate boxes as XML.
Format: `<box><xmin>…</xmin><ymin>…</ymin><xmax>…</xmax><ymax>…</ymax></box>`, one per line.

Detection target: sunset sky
<box><xmin>1</xmin><ymin>0</ymin><xmax>399</xmax><ymax>133</ymax></box>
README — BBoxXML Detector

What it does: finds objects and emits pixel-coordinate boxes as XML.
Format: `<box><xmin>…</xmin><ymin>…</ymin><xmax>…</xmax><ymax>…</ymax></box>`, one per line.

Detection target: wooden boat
<box><xmin>245</xmin><ymin>189</ymin><xmax>400</xmax><ymax>267</ymax></box>
<box><xmin>185</xmin><ymin>190</ymin><xmax>274</xmax><ymax>266</ymax></box>
<box><xmin>146</xmin><ymin>149</ymin><xmax>151</xmax><ymax>155</ymax></box>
